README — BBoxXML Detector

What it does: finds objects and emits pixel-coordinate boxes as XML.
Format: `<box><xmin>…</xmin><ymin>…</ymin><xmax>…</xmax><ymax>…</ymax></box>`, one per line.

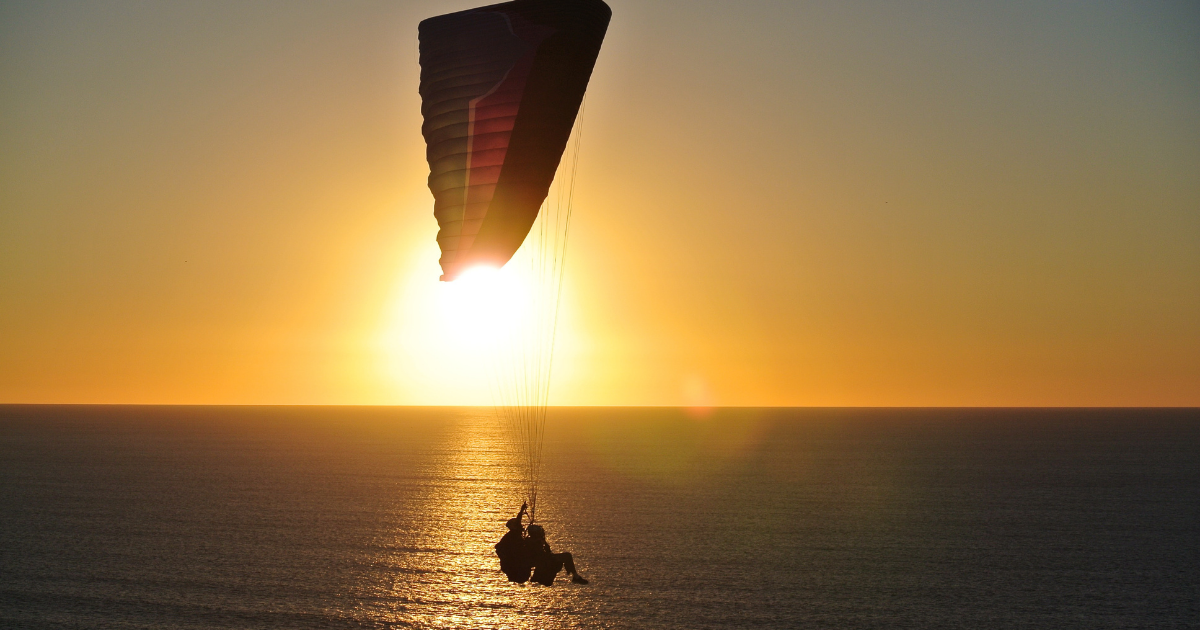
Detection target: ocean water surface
<box><xmin>0</xmin><ymin>406</ymin><xmax>1197</xmax><ymax>629</ymax></box>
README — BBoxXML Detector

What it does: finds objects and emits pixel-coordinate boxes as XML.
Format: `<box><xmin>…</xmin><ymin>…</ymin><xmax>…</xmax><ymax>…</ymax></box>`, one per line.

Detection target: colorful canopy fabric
<box><xmin>418</xmin><ymin>0</ymin><xmax>610</xmax><ymax>280</ymax></box>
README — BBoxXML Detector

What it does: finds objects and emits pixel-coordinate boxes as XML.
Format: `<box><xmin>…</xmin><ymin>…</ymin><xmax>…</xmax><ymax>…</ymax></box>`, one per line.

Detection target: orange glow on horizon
<box><xmin>1</xmin><ymin>1</ymin><xmax>1197</xmax><ymax>406</ymax></box>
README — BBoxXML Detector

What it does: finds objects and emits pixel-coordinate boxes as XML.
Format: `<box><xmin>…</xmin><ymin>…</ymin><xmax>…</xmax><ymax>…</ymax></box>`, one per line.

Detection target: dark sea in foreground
<box><xmin>1</xmin><ymin>407</ymin><xmax>1197</xmax><ymax>629</ymax></box>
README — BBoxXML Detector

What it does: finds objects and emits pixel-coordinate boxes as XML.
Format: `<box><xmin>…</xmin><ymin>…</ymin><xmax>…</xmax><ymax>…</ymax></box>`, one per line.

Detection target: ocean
<box><xmin>1</xmin><ymin>406</ymin><xmax>1196</xmax><ymax>629</ymax></box>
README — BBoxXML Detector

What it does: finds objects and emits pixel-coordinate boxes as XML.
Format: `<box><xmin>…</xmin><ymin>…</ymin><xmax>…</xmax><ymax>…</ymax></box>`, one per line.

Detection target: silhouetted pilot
<box><xmin>525</xmin><ymin>523</ymin><xmax>588</xmax><ymax>585</ymax></box>
<box><xmin>495</xmin><ymin>502</ymin><xmax>532</xmax><ymax>583</ymax></box>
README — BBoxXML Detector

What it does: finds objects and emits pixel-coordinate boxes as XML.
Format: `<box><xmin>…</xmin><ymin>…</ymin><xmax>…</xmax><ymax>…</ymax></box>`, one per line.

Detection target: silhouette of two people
<box><xmin>494</xmin><ymin>502</ymin><xmax>588</xmax><ymax>585</ymax></box>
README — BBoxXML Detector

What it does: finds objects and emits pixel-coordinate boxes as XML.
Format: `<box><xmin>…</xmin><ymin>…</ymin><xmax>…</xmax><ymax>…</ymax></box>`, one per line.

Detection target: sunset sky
<box><xmin>1</xmin><ymin>0</ymin><xmax>1197</xmax><ymax>406</ymax></box>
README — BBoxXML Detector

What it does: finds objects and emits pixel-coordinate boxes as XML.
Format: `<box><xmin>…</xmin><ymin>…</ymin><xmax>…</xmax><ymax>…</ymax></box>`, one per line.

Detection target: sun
<box><xmin>438</xmin><ymin>264</ymin><xmax>536</xmax><ymax>351</ymax></box>
<box><xmin>379</xmin><ymin>249</ymin><xmax>549</xmax><ymax>405</ymax></box>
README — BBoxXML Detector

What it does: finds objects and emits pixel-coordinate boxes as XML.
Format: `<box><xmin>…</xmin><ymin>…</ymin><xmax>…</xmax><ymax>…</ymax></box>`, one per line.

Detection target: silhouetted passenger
<box><xmin>495</xmin><ymin>502</ymin><xmax>531</xmax><ymax>583</ymax></box>
<box><xmin>525</xmin><ymin>524</ymin><xmax>588</xmax><ymax>585</ymax></box>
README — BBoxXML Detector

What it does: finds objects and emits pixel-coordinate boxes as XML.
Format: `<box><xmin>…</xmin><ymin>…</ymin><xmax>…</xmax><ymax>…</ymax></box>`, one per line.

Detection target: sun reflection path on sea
<box><xmin>354</xmin><ymin>412</ymin><xmax>605</xmax><ymax>629</ymax></box>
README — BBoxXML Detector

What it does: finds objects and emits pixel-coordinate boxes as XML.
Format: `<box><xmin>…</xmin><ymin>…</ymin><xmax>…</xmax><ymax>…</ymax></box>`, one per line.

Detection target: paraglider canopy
<box><xmin>418</xmin><ymin>0</ymin><xmax>611</xmax><ymax>281</ymax></box>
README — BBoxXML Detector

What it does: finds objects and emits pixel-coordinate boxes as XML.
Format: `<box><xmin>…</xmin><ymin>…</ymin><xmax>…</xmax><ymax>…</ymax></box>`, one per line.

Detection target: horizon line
<box><xmin>1</xmin><ymin>403</ymin><xmax>1197</xmax><ymax>410</ymax></box>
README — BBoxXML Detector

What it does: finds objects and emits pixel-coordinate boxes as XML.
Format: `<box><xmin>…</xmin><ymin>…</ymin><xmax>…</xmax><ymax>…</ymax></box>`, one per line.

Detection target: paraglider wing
<box><xmin>418</xmin><ymin>0</ymin><xmax>611</xmax><ymax>281</ymax></box>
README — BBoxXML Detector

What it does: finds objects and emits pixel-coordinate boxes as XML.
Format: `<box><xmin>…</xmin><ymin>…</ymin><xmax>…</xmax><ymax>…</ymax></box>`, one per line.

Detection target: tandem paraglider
<box><xmin>415</xmin><ymin>0</ymin><xmax>610</xmax><ymax>583</ymax></box>
<box><xmin>495</xmin><ymin>502</ymin><xmax>588</xmax><ymax>585</ymax></box>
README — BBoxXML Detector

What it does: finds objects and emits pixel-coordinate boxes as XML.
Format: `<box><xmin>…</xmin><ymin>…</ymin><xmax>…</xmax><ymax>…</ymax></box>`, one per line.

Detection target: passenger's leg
<box><xmin>558</xmin><ymin>553</ymin><xmax>577</xmax><ymax>575</ymax></box>
<box><xmin>558</xmin><ymin>553</ymin><xmax>588</xmax><ymax>584</ymax></box>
